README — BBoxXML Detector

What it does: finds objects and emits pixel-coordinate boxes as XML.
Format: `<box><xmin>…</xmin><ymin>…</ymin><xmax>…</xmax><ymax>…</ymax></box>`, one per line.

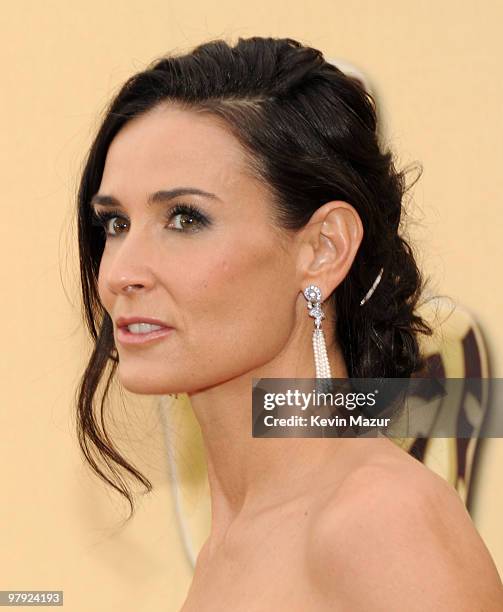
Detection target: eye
<box><xmin>166</xmin><ymin>203</ymin><xmax>211</xmax><ymax>233</ymax></box>
<box><xmin>91</xmin><ymin>209</ymin><xmax>129</xmax><ymax>237</ymax></box>
<box><xmin>90</xmin><ymin>202</ymin><xmax>211</xmax><ymax>237</ymax></box>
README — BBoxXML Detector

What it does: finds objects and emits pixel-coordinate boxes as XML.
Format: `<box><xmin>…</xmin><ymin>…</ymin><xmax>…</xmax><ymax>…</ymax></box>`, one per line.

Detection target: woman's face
<box><xmin>94</xmin><ymin>103</ymin><xmax>302</xmax><ymax>395</ymax></box>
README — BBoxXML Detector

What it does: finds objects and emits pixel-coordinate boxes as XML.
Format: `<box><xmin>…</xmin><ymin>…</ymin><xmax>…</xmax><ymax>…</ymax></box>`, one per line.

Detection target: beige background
<box><xmin>1</xmin><ymin>1</ymin><xmax>502</xmax><ymax>610</ymax></box>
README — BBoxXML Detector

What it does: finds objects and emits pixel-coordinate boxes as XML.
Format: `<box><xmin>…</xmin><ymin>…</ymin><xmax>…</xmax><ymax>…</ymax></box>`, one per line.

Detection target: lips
<box><xmin>116</xmin><ymin>316</ymin><xmax>173</xmax><ymax>329</ymax></box>
<box><xmin>116</xmin><ymin>326</ymin><xmax>173</xmax><ymax>346</ymax></box>
<box><xmin>115</xmin><ymin>316</ymin><xmax>174</xmax><ymax>346</ymax></box>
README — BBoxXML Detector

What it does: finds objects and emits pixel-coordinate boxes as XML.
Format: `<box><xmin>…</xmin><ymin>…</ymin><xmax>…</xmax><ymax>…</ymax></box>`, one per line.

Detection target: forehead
<box><xmin>100</xmin><ymin>103</ymin><xmax>255</xmax><ymax>194</ymax></box>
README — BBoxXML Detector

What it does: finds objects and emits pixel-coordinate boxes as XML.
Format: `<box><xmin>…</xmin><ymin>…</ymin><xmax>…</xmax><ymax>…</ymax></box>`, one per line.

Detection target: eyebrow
<box><xmin>89</xmin><ymin>187</ymin><xmax>221</xmax><ymax>209</ymax></box>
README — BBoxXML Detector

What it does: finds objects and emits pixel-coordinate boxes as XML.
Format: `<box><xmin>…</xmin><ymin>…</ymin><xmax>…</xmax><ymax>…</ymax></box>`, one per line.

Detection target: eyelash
<box><xmin>90</xmin><ymin>203</ymin><xmax>210</xmax><ymax>237</ymax></box>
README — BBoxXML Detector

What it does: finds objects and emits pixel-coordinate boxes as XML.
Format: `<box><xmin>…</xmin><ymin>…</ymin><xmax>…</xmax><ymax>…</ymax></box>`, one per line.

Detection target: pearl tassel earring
<box><xmin>303</xmin><ymin>285</ymin><xmax>332</xmax><ymax>388</ymax></box>
<box><xmin>303</xmin><ymin>267</ymin><xmax>384</xmax><ymax>383</ymax></box>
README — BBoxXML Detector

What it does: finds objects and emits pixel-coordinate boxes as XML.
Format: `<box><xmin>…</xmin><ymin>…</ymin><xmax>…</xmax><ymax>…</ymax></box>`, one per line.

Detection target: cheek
<box><xmin>180</xmin><ymin>242</ymin><xmax>295</xmax><ymax>367</ymax></box>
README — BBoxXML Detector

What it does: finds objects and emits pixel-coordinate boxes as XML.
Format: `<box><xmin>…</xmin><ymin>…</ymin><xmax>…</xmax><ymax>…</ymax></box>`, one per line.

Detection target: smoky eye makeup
<box><xmin>90</xmin><ymin>202</ymin><xmax>212</xmax><ymax>237</ymax></box>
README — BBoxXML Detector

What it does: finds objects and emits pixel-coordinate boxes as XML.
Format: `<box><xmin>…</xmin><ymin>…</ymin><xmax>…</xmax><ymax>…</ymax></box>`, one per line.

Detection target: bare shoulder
<box><xmin>306</xmin><ymin>439</ymin><xmax>503</xmax><ymax>611</ymax></box>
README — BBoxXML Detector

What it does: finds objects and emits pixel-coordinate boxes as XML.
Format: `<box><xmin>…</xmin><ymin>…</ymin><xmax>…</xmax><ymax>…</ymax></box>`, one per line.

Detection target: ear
<box><xmin>296</xmin><ymin>201</ymin><xmax>363</xmax><ymax>300</ymax></box>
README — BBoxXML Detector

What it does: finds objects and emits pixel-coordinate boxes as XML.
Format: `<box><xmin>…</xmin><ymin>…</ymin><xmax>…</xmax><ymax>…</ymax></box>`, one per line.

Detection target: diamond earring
<box><xmin>303</xmin><ymin>284</ymin><xmax>332</xmax><ymax>381</ymax></box>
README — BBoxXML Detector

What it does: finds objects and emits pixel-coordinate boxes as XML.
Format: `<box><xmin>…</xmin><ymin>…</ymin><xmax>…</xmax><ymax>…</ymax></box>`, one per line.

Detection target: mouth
<box><xmin>116</xmin><ymin>325</ymin><xmax>174</xmax><ymax>346</ymax></box>
<box><xmin>115</xmin><ymin>317</ymin><xmax>174</xmax><ymax>346</ymax></box>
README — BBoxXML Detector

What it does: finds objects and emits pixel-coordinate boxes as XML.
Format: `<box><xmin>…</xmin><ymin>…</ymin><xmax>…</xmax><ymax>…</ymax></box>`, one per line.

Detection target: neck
<box><xmin>187</xmin><ymin>324</ymin><xmax>348</xmax><ymax>544</ymax></box>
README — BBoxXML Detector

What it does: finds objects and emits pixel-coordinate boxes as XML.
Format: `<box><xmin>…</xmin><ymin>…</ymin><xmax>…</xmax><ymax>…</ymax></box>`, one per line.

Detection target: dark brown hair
<box><xmin>76</xmin><ymin>36</ymin><xmax>433</xmax><ymax>520</ymax></box>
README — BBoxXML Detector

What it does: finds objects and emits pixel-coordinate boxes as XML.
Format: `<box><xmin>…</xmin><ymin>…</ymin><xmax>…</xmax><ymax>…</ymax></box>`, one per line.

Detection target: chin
<box><xmin>117</xmin><ymin>366</ymin><xmax>180</xmax><ymax>396</ymax></box>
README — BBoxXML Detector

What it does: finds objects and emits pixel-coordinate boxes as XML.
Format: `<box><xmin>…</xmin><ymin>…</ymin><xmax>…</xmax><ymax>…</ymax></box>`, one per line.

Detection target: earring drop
<box><xmin>303</xmin><ymin>285</ymin><xmax>332</xmax><ymax>382</ymax></box>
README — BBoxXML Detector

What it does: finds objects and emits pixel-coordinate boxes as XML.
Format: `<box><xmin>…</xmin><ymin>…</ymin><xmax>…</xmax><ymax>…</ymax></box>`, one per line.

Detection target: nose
<box><xmin>102</xmin><ymin>231</ymin><xmax>157</xmax><ymax>297</ymax></box>
<box><xmin>112</xmin><ymin>272</ymin><xmax>152</xmax><ymax>298</ymax></box>
<box><xmin>123</xmin><ymin>282</ymin><xmax>144</xmax><ymax>294</ymax></box>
